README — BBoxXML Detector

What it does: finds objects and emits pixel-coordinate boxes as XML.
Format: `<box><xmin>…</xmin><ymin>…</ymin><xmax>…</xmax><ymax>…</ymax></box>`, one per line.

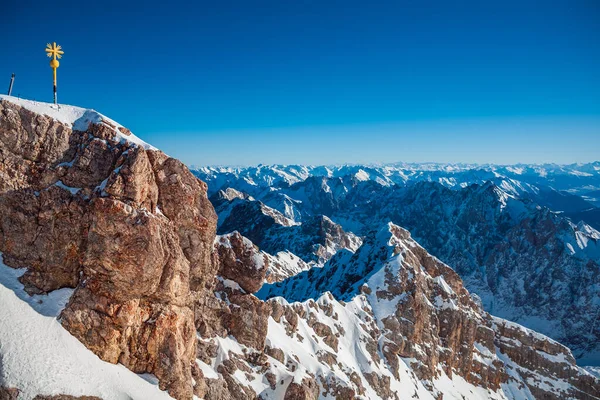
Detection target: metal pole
<box><xmin>7</xmin><ymin>73</ymin><xmax>14</xmax><ymax>96</ymax></box>
<box><xmin>53</xmin><ymin>68</ymin><xmax>57</xmax><ymax>104</ymax></box>
<box><xmin>46</xmin><ymin>42</ymin><xmax>63</xmax><ymax>105</ymax></box>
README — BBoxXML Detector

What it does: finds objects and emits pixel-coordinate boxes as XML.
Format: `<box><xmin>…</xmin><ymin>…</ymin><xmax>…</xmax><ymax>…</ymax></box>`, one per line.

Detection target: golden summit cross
<box><xmin>45</xmin><ymin>42</ymin><xmax>64</xmax><ymax>60</ymax></box>
<box><xmin>45</xmin><ymin>42</ymin><xmax>64</xmax><ymax>104</ymax></box>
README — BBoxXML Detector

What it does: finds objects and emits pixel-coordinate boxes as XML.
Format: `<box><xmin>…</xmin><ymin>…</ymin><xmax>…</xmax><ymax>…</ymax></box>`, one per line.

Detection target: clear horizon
<box><xmin>192</xmin><ymin>159</ymin><xmax>600</xmax><ymax>169</ymax></box>
<box><xmin>3</xmin><ymin>0</ymin><xmax>599</xmax><ymax>165</ymax></box>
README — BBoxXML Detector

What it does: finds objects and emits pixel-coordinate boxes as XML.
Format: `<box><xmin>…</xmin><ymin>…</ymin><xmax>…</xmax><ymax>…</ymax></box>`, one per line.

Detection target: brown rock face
<box><xmin>195</xmin><ymin>231</ymin><xmax>272</xmax><ymax>353</ymax></box>
<box><xmin>0</xmin><ymin>99</ymin><xmax>217</xmax><ymax>399</ymax></box>
<box><xmin>0</xmin><ymin>387</ymin><xmax>19</xmax><ymax>400</ymax></box>
<box><xmin>215</xmin><ymin>232</ymin><xmax>268</xmax><ymax>294</ymax></box>
<box><xmin>283</xmin><ymin>377</ymin><xmax>319</xmax><ymax>400</ymax></box>
<box><xmin>222</xmin><ymin>292</ymin><xmax>270</xmax><ymax>349</ymax></box>
<box><xmin>493</xmin><ymin>318</ymin><xmax>600</xmax><ymax>399</ymax></box>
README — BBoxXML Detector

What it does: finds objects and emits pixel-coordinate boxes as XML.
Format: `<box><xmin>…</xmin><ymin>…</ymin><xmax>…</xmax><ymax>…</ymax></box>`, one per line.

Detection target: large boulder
<box><xmin>215</xmin><ymin>231</ymin><xmax>268</xmax><ymax>293</ymax></box>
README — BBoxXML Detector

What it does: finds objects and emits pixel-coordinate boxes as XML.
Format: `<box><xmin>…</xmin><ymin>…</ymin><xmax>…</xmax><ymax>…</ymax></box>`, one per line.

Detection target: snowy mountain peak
<box><xmin>257</xmin><ymin>221</ymin><xmax>462</xmax><ymax>303</ymax></box>
<box><xmin>253</xmin><ymin>221</ymin><xmax>600</xmax><ymax>399</ymax></box>
<box><xmin>0</xmin><ymin>95</ymin><xmax>156</xmax><ymax>151</ymax></box>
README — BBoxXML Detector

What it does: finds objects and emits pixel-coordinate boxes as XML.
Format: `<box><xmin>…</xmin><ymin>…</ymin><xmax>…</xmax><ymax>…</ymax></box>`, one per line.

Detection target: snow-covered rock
<box><xmin>212</xmin><ymin>190</ymin><xmax>361</xmax><ymax>269</ymax></box>
<box><xmin>199</xmin><ymin>163</ymin><xmax>600</xmax><ymax>364</ymax></box>
<box><xmin>199</xmin><ymin>223</ymin><xmax>600</xmax><ymax>399</ymax></box>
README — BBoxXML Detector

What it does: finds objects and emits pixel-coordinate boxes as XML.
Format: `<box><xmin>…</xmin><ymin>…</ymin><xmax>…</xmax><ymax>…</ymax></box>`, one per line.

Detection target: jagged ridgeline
<box><xmin>196</xmin><ymin>163</ymin><xmax>600</xmax><ymax>366</ymax></box>
<box><xmin>0</xmin><ymin>94</ymin><xmax>599</xmax><ymax>400</ymax></box>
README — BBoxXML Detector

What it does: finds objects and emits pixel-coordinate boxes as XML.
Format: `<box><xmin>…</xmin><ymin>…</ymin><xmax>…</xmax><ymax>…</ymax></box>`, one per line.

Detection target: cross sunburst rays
<box><xmin>45</xmin><ymin>42</ymin><xmax>64</xmax><ymax>59</ymax></box>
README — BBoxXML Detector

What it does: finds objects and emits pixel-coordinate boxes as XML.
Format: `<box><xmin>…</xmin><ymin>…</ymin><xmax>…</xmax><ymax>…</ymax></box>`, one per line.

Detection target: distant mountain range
<box><xmin>194</xmin><ymin>162</ymin><xmax>600</xmax><ymax>228</ymax></box>
<box><xmin>194</xmin><ymin>162</ymin><xmax>600</xmax><ymax>365</ymax></box>
<box><xmin>193</xmin><ymin>161</ymin><xmax>600</xmax><ymax>191</ymax></box>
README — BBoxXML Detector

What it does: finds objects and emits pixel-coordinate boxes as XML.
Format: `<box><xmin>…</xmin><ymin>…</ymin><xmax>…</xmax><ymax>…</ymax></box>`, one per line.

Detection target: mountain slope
<box><xmin>252</xmin><ymin>223</ymin><xmax>599</xmax><ymax>399</ymax></box>
<box><xmin>212</xmin><ymin>188</ymin><xmax>361</xmax><ymax>266</ymax></box>
<box><xmin>2</xmin><ymin>96</ymin><xmax>599</xmax><ymax>400</ymax></box>
<box><xmin>198</xmin><ymin>164</ymin><xmax>600</xmax><ymax>363</ymax></box>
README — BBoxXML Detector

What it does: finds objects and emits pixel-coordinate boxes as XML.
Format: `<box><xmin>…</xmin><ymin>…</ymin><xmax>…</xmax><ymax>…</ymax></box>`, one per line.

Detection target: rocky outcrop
<box><xmin>283</xmin><ymin>378</ymin><xmax>319</xmax><ymax>400</ymax></box>
<box><xmin>215</xmin><ymin>232</ymin><xmax>268</xmax><ymax>293</ymax></box>
<box><xmin>0</xmin><ymin>387</ymin><xmax>19</xmax><ymax>400</ymax></box>
<box><xmin>192</xmin><ymin>231</ymin><xmax>273</xmax><ymax>398</ymax></box>
<box><xmin>494</xmin><ymin>318</ymin><xmax>600</xmax><ymax>399</ymax></box>
<box><xmin>0</xmin><ymin>98</ymin><xmax>217</xmax><ymax>399</ymax></box>
<box><xmin>257</xmin><ymin>223</ymin><xmax>600</xmax><ymax>399</ymax></box>
<box><xmin>213</xmin><ymin>191</ymin><xmax>361</xmax><ymax>268</ymax></box>
<box><xmin>212</xmin><ymin>233</ymin><xmax>271</xmax><ymax>345</ymax></box>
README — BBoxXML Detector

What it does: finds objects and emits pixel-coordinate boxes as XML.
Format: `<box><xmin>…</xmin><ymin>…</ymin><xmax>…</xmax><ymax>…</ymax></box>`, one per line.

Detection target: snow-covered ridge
<box><xmin>0</xmin><ymin>95</ymin><xmax>156</xmax><ymax>151</ymax></box>
<box><xmin>236</xmin><ymin>222</ymin><xmax>599</xmax><ymax>399</ymax></box>
<box><xmin>206</xmin><ymin>161</ymin><xmax>600</xmax><ymax>365</ymax></box>
<box><xmin>194</xmin><ymin>161</ymin><xmax>600</xmax><ymax>198</ymax></box>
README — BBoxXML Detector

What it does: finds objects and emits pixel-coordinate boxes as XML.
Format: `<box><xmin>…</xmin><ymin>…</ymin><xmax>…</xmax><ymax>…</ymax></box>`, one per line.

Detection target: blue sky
<box><xmin>2</xmin><ymin>0</ymin><xmax>599</xmax><ymax>166</ymax></box>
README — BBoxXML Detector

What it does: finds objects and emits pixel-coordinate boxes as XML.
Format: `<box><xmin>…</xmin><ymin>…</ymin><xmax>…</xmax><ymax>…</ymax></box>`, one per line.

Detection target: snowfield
<box><xmin>0</xmin><ymin>256</ymin><xmax>172</xmax><ymax>400</ymax></box>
